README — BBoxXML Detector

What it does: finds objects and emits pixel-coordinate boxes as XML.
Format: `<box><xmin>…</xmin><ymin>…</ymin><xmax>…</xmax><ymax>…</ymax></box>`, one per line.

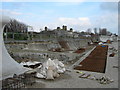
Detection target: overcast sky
<box><xmin>0</xmin><ymin>1</ymin><xmax>118</xmax><ymax>34</ymax></box>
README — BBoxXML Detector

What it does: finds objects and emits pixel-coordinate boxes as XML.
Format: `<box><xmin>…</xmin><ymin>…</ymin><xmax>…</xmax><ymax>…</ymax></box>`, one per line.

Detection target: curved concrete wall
<box><xmin>0</xmin><ymin>17</ymin><xmax>27</xmax><ymax>80</ymax></box>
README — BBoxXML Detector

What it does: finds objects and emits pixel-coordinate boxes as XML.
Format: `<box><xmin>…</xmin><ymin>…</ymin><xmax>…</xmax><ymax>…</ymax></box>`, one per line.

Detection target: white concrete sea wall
<box><xmin>0</xmin><ymin>16</ymin><xmax>27</xmax><ymax>80</ymax></box>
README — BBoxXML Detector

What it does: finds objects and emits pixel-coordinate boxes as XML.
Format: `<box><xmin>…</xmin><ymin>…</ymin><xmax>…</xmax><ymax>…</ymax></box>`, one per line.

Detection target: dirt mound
<box><xmin>74</xmin><ymin>48</ymin><xmax>85</xmax><ymax>54</ymax></box>
<box><xmin>58</xmin><ymin>41</ymin><xmax>70</xmax><ymax>50</ymax></box>
<box><xmin>49</xmin><ymin>48</ymin><xmax>64</xmax><ymax>52</ymax></box>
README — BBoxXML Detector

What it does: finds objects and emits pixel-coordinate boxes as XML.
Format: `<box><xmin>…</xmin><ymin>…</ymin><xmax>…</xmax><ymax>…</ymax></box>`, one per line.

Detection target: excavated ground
<box><xmin>74</xmin><ymin>45</ymin><xmax>108</xmax><ymax>73</ymax></box>
<box><xmin>4</xmin><ymin>41</ymin><xmax>118</xmax><ymax>88</ymax></box>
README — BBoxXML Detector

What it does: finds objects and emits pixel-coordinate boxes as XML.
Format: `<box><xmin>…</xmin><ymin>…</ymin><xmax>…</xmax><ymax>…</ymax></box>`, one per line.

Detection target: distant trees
<box><xmin>3</xmin><ymin>19</ymin><xmax>28</xmax><ymax>40</ymax></box>
<box><xmin>4</xmin><ymin>19</ymin><xmax>28</xmax><ymax>33</ymax></box>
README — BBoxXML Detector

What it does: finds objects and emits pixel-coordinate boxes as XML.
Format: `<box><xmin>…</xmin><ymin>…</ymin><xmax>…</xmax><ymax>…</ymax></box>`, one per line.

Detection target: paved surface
<box><xmin>28</xmin><ymin>42</ymin><xmax>118</xmax><ymax>88</ymax></box>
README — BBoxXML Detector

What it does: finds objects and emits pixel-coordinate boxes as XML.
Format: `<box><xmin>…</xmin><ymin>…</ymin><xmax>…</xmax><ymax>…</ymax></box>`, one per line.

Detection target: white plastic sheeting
<box><xmin>20</xmin><ymin>61</ymin><xmax>41</xmax><ymax>66</ymax></box>
<box><xmin>0</xmin><ymin>16</ymin><xmax>28</xmax><ymax>80</ymax></box>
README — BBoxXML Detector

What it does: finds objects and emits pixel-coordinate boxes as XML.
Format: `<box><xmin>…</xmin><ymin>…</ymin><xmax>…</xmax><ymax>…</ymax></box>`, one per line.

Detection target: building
<box><xmin>99</xmin><ymin>28</ymin><xmax>107</xmax><ymax>35</ymax></box>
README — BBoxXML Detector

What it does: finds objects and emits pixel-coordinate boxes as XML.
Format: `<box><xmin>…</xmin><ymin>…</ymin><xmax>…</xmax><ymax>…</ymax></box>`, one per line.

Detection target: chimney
<box><xmin>62</xmin><ymin>25</ymin><xmax>65</xmax><ymax>30</ymax></box>
<box><xmin>57</xmin><ymin>27</ymin><xmax>60</xmax><ymax>30</ymax></box>
<box><xmin>45</xmin><ymin>26</ymin><xmax>48</xmax><ymax>31</ymax></box>
<box><xmin>62</xmin><ymin>25</ymin><xmax>67</xmax><ymax>30</ymax></box>
<box><xmin>64</xmin><ymin>26</ymin><xmax>67</xmax><ymax>30</ymax></box>
<box><xmin>70</xmin><ymin>28</ymin><xmax>73</xmax><ymax>32</ymax></box>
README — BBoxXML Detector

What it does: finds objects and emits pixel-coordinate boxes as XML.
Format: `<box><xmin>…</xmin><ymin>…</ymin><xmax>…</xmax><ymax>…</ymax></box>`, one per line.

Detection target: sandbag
<box><xmin>53</xmin><ymin>59</ymin><xmax>64</xmax><ymax>68</ymax></box>
<box><xmin>58</xmin><ymin>61</ymin><xmax>64</xmax><ymax>68</ymax></box>
<box><xmin>40</xmin><ymin>68</ymin><xmax>47</xmax><ymax>77</ymax></box>
<box><xmin>57</xmin><ymin>67</ymin><xmax>66</xmax><ymax>74</ymax></box>
<box><xmin>53</xmin><ymin>59</ymin><xmax>59</xmax><ymax>66</ymax></box>
<box><xmin>57</xmin><ymin>69</ymin><xmax>64</xmax><ymax>74</ymax></box>
<box><xmin>36</xmin><ymin>73</ymin><xmax>45</xmax><ymax>79</ymax></box>
<box><xmin>62</xmin><ymin>68</ymin><xmax>66</xmax><ymax>72</ymax></box>
<box><xmin>45</xmin><ymin>58</ymin><xmax>56</xmax><ymax>69</ymax></box>
<box><xmin>53</xmin><ymin>70</ymin><xmax>60</xmax><ymax>78</ymax></box>
<box><xmin>46</xmin><ymin>66</ymin><xmax>54</xmax><ymax>80</ymax></box>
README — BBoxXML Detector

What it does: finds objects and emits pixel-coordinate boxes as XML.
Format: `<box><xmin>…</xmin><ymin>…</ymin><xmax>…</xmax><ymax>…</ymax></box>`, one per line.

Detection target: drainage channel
<box><xmin>74</xmin><ymin>45</ymin><xmax>108</xmax><ymax>73</ymax></box>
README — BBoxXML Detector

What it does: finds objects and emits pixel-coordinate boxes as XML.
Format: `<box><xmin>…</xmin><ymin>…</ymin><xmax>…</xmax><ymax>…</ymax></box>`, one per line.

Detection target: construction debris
<box><xmin>58</xmin><ymin>41</ymin><xmax>70</xmax><ymax>50</ymax></box>
<box><xmin>20</xmin><ymin>61</ymin><xmax>42</xmax><ymax>69</ymax></box>
<box><xmin>36</xmin><ymin>58</ymin><xmax>66</xmax><ymax>80</ymax></box>
<box><xmin>2</xmin><ymin>71</ymin><xmax>36</xmax><ymax>89</ymax></box>
<box><xmin>74</xmin><ymin>48</ymin><xmax>85</xmax><ymax>54</ymax></box>
<box><xmin>79</xmin><ymin>73</ymin><xmax>91</xmax><ymax>78</ymax></box>
<box><xmin>49</xmin><ymin>48</ymin><xmax>64</xmax><ymax>52</ymax></box>
<box><xmin>46</xmin><ymin>66</ymin><xmax>55</xmax><ymax>80</ymax></box>
<box><xmin>109</xmin><ymin>53</ymin><xmax>115</xmax><ymax>57</ymax></box>
<box><xmin>20</xmin><ymin>58</ymin><xmax>66</xmax><ymax>80</ymax></box>
<box><xmin>98</xmin><ymin>42</ymin><xmax>103</xmax><ymax>45</ymax></box>
<box><xmin>106</xmin><ymin>40</ymin><xmax>112</xmax><ymax>44</ymax></box>
<box><xmin>113</xmin><ymin>66</ymin><xmax>119</xmax><ymax>68</ymax></box>
<box><xmin>76</xmin><ymin>71</ymin><xmax>114</xmax><ymax>85</ymax></box>
<box><xmin>109</xmin><ymin>47</ymin><xmax>118</xmax><ymax>53</ymax></box>
<box><xmin>66</xmin><ymin>69</ymin><xmax>72</xmax><ymax>72</ymax></box>
<box><xmin>96</xmin><ymin>76</ymin><xmax>114</xmax><ymax>84</ymax></box>
<box><xmin>76</xmin><ymin>71</ymin><xmax>83</xmax><ymax>74</ymax></box>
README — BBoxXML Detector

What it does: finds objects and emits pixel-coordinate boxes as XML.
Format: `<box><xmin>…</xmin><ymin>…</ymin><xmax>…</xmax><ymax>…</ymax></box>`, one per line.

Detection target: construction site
<box><xmin>1</xmin><ymin>18</ymin><xmax>119</xmax><ymax>89</ymax></box>
<box><xmin>0</xmin><ymin>1</ymin><xmax>119</xmax><ymax>89</ymax></box>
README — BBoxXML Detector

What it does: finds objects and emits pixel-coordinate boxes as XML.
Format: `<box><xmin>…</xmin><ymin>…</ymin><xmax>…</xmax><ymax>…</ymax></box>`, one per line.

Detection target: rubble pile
<box><xmin>109</xmin><ymin>53</ymin><xmax>115</xmax><ymax>57</ymax></box>
<box><xmin>36</xmin><ymin>58</ymin><xmax>66</xmax><ymax>80</ymax></box>
<box><xmin>77</xmin><ymin>71</ymin><xmax>114</xmax><ymax>85</ymax></box>
<box><xmin>74</xmin><ymin>48</ymin><xmax>85</xmax><ymax>54</ymax></box>
<box><xmin>109</xmin><ymin>46</ymin><xmax>118</xmax><ymax>57</ymax></box>
<box><xmin>49</xmin><ymin>48</ymin><xmax>64</xmax><ymax>52</ymax></box>
<box><xmin>98</xmin><ymin>42</ymin><xmax>104</xmax><ymax>45</ymax></box>
<box><xmin>96</xmin><ymin>76</ymin><xmax>114</xmax><ymax>84</ymax></box>
<box><xmin>58</xmin><ymin>41</ymin><xmax>70</xmax><ymax>50</ymax></box>
<box><xmin>21</xmin><ymin>61</ymin><xmax>42</xmax><ymax>69</ymax></box>
<box><xmin>20</xmin><ymin>58</ymin><xmax>66</xmax><ymax>80</ymax></box>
